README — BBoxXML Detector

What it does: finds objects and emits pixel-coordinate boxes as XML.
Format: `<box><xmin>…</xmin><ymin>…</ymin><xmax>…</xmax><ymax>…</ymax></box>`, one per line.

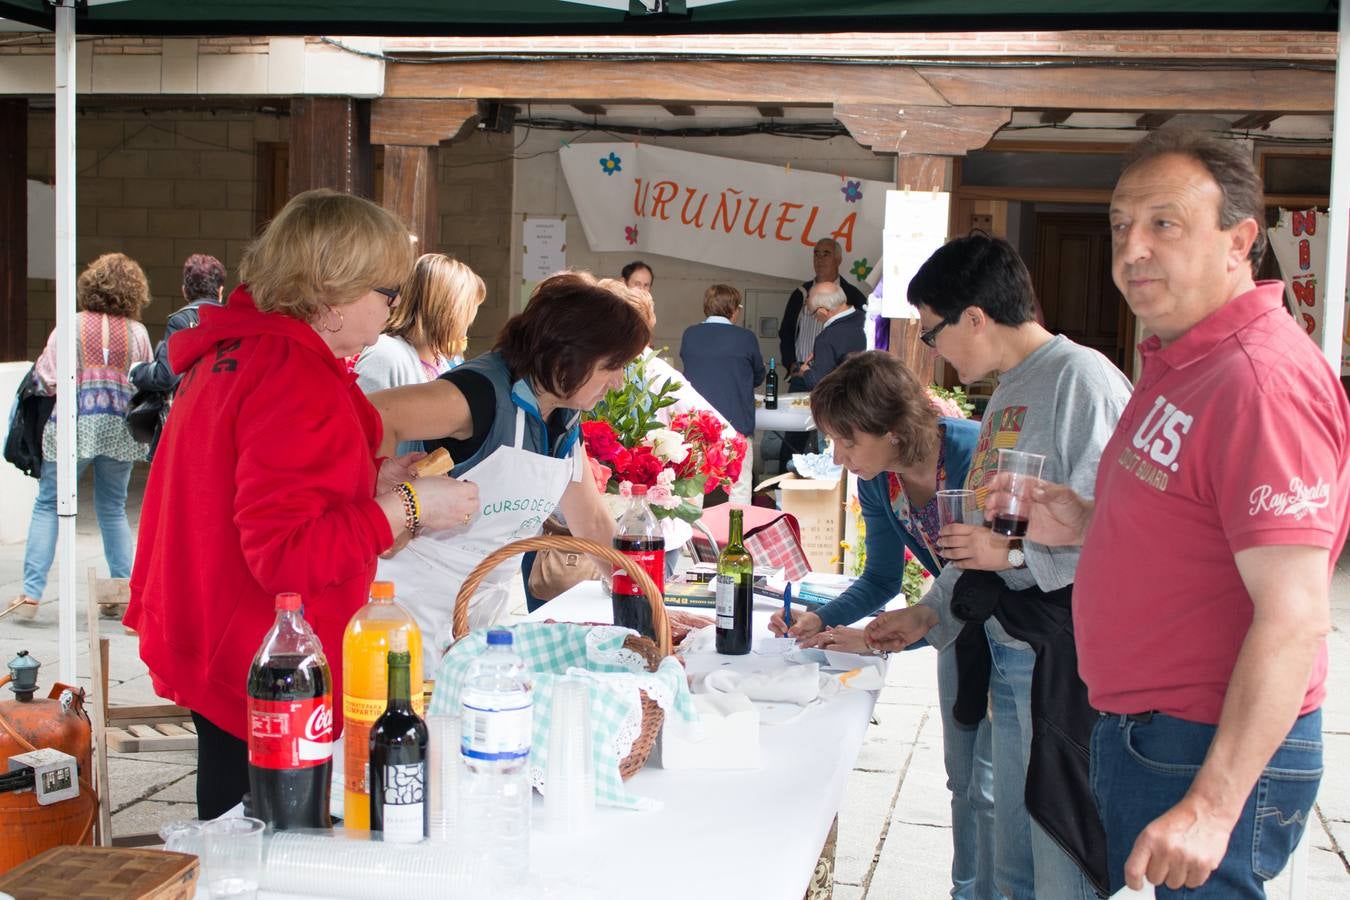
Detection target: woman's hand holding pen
<box><xmin>768</xmin><ymin>609</ymin><xmax>823</xmax><ymax>639</ymax></box>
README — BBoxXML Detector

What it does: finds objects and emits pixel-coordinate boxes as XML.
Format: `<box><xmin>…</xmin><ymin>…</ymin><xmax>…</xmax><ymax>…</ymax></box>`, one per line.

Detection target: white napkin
<box><xmin>701</xmin><ymin>663</ymin><xmax>824</xmax><ymax>705</ymax></box>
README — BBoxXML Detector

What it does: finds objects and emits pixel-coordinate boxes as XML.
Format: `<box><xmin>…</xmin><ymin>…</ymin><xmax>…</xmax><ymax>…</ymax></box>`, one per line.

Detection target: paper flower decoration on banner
<box><xmin>841</xmin><ymin>180</ymin><xmax>863</xmax><ymax>203</ymax></box>
<box><xmin>850</xmin><ymin>258</ymin><xmax>873</xmax><ymax>281</ymax></box>
<box><xmin>625</xmin><ymin>225</ymin><xmax>639</xmax><ymax>245</ymax></box>
<box><xmin>600</xmin><ymin>152</ymin><xmax>623</xmax><ymax>175</ymax></box>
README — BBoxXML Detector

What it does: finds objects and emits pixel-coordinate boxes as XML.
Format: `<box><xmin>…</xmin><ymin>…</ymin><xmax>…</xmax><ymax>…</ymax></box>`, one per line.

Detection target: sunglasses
<box><xmin>919</xmin><ymin>318</ymin><xmax>954</xmax><ymax>348</ymax></box>
<box><xmin>374</xmin><ymin>286</ymin><xmax>400</xmax><ymax>307</ymax></box>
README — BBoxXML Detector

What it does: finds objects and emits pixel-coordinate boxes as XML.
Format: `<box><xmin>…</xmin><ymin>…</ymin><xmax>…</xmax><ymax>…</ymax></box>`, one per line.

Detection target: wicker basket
<box><xmin>452</xmin><ymin>534</ymin><xmax>672</xmax><ymax>780</ymax></box>
<box><xmin>0</xmin><ymin>846</ymin><xmax>198</xmax><ymax>899</ymax></box>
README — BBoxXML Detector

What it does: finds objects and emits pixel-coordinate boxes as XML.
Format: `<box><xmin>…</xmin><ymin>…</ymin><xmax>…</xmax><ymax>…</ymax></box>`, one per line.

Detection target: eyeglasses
<box><xmin>919</xmin><ymin>318</ymin><xmax>954</xmax><ymax>348</ymax></box>
<box><xmin>374</xmin><ymin>286</ymin><xmax>400</xmax><ymax>307</ymax></box>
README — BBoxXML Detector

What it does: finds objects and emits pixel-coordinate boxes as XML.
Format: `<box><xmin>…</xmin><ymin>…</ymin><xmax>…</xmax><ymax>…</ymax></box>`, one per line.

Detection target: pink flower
<box><xmin>588</xmin><ymin>457</ymin><xmax>613</xmax><ymax>494</ymax></box>
<box><xmin>647</xmin><ymin>484</ymin><xmax>680</xmax><ymax>510</ymax></box>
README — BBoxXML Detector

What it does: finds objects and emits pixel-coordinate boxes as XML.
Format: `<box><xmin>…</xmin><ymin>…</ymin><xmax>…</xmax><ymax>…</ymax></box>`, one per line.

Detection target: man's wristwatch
<box><xmin>1007</xmin><ymin>541</ymin><xmax>1026</xmax><ymax>569</ymax></box>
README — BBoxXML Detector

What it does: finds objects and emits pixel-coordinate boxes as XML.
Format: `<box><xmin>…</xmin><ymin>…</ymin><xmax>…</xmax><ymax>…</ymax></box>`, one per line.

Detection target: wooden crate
<box><xmin>105</xmin><ymin>705</ymin><xmax>197</xmax><ymax>754</ymax></box>
<box><xmin>0</xmin><ymin>846</ymin><xmax>198</xmax><ymax>899</ymax></box>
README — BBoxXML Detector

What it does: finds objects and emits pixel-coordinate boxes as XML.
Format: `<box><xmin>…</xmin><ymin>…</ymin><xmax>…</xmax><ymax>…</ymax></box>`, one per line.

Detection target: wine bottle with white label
<box><xmin>715</xmin><ymin>508</ymin><xmax>754</xmax><ymax>655</ymax></box>
<box><xmin>369</xmin><ymin>631</ymin><xmax>428</xmax><ymax>842</ymax></box>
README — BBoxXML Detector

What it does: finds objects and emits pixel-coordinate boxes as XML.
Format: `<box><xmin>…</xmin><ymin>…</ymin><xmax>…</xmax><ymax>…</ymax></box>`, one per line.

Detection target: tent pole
<box><xmin>1322</xmin><ymin>0</ymin><xmax>1350</xmax><ymax>374</ymax></box>
<box><xmin>54</xmin><ymin>0</ymin><xmax>78</xmax><ymax>685</ymax></box>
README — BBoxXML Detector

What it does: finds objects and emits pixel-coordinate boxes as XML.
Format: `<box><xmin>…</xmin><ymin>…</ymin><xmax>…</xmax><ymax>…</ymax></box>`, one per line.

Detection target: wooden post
<box><xmin>369</xmin><ymin>99</ymin><xmax>478</xmax><ymax>251</ymax></box>
<box><xmin>0</xmin><ymin>99</ymin><xmax>27</xmax><ymax>361</ymax></box>
<box><xmin>287</xmin><ymin>97</ymin><xmax>373</xmax><ymax>197</ymax></box>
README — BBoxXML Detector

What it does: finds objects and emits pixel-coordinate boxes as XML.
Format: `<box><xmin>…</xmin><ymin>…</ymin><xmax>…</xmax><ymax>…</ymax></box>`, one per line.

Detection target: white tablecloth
<box><xmin>523</xmin><ymin>583</ymin><xmax>878</xmax><ymax>899</ymax></box>
<box><xmin>754</xmin><ymin>392</ymin><xmax>815</xmax><ymax>432</ymax></box>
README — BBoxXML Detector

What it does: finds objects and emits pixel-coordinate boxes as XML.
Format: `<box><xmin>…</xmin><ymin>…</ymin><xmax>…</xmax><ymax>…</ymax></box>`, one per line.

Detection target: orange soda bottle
<box><xmin>341</xmin><ymin>580</ymin><xmax>423</xmax><ymax>830</ymax></box>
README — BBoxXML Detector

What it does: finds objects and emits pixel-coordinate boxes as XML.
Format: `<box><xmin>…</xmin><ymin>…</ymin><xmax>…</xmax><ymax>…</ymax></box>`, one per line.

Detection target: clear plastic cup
<box><xmin>200</xmin><ymin>816</ymin><xmax>264</xmax><ymax>899</ymax></box>
<box><xmin>936</xmin><ymin>489</ymin><xmax>977</xmax><ymax>528</ymax></box>
<box><xmin>425</xmin><ymin>714</ymin><xmax>461</xmax><ymax>842</ymax></box>
<box><xmin>992</xmin><ymin>449</ymin><xmax>1045</xmax><ymax>537</ymax></box>
<box><xmin>158</xmin><ymin>818</ymin><xmax>205</xmax><ymax>857</ymax></box>
<box><xmin>541</xmin><ymin>678</ymin><xmax>595</xmax><ymax>833</ymax></box>
<box><xmin>263</xmin><ymin>830</ymin><xmax>480</xmax><ymax>897</ymax></box>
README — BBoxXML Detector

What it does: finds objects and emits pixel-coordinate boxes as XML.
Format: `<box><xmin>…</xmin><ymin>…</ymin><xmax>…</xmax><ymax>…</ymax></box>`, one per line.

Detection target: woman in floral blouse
<box><xmin>11</xmin><ymin>253</ymin><xmax>153</xmax><ymax>619</ymax></box>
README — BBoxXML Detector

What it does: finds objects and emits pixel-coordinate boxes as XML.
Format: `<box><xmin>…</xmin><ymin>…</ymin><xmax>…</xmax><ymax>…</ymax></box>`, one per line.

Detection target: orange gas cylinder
<box><xmin>0</xmin><ymin>650</ymin><xmax>96</xmax><ymax>874</ymax></box>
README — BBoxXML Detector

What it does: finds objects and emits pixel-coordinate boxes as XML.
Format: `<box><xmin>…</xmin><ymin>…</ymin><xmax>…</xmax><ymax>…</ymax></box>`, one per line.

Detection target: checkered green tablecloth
<box><xmin>428</xmin><ymin>622</ymin><xmax>697</xmax><ymax>810</ymax></box>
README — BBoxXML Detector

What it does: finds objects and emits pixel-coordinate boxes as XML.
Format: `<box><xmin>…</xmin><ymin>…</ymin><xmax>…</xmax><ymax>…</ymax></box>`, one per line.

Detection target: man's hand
<box><xmin>862</xmin><ymin>605</ymin><xmax>937</xmax><ymax>652</ymax></box>
<box><xmin>1124</xmin><ymin>795</ymin><xmax>1236</xmax><ymax>891</ymax></box>
<box><xmin>939</xmin><ymin>523</ymin><xmax>1010</xmax><ymax>570</ymax></box>
<box><xmin>983</xmin><ymin>475</ymin><xmax>1094</xmax><ymax>546</ymax></box>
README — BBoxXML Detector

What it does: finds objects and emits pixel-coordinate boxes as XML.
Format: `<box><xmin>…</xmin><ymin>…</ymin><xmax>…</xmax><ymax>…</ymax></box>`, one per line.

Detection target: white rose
<box><xmin>647</xmin><ymin>428</ymin><xmax>690</xmax><ymax>464</ymax></box>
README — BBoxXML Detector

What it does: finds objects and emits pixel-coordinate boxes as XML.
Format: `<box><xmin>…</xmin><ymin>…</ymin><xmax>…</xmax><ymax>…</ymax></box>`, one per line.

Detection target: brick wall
<box><xmin>438</xmin><ymin>130</ymin><xmax>514</xmax><ymax>352</ymax></box>
<box><xmin>25</xmin><ymin>109</ymin><xmax>288</xmax><ymax>357</ymax></box>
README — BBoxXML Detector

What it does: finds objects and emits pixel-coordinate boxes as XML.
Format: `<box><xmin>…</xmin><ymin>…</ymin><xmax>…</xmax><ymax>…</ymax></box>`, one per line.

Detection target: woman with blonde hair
<box><xmin>355</xmin><ymin>253</ymin><xmax>485</xmax><ymax>393</ymax></box>
<box><xmin>10</xmin><ymin>252</ymin><xmax>153</xmax><ymax>620</ymax></box>
<box><xmin>126</xmin><ymin>189</ymin><xmax>479</xmax><ymax>820</ymax></box>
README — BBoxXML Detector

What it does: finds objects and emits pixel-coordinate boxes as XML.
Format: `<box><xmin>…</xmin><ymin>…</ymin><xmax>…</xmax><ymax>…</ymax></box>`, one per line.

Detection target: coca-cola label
<box><xmin>613</xmin><ymin>549</ymin><xmax>665</xmax><ymax>597</ymax></box>
<box><xmin>248</xmin><ymin>695</ymin><xmax>334</xmax><ymax>769</ymax></box>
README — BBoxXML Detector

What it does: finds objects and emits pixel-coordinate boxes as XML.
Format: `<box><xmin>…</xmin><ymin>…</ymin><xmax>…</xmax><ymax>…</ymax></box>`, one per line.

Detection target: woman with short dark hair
<box><xmin>767</xmin><ymin>350</ymin><xmax>996</xmax><ymax>900</ymax></box>
<box><xmin>372</xmin><ymin>271</ymin><xmax>651</xmax><ymax>663</ymax></box>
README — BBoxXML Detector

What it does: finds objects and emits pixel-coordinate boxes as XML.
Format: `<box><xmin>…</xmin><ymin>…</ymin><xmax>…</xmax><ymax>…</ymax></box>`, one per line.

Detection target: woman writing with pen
<box><xmin>766</xmin><ymin>351</ymin><xmax>996</xmax><ymax>900</ymax></box>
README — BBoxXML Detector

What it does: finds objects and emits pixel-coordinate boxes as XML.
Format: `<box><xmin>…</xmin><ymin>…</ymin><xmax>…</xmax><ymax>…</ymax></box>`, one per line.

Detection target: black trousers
<box><xmin>191</xmin><ymin>711</ymin><xmax>251</xmax><ymax>820</ymax></box>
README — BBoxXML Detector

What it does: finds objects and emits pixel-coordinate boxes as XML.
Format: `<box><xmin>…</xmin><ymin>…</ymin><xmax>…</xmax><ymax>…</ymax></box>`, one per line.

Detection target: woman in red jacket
<box><xmin>125</xmin><ymin>189</ymin><xmax>479</xmax><ymax>819</ymax></box>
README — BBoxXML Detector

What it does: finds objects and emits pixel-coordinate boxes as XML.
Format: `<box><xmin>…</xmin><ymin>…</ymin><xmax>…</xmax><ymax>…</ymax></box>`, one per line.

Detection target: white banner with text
<box><xmin>559</xmin><ymin>142</ymin><xmax>885</xmax><ymax>283</ymax></box>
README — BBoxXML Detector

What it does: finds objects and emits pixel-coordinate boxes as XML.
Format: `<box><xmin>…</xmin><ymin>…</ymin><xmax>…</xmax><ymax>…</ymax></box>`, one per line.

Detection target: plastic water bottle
<box><xmin>459</xmin><ymin>628</ymin><xmax>533</xmax><ymax>886</ymax></box>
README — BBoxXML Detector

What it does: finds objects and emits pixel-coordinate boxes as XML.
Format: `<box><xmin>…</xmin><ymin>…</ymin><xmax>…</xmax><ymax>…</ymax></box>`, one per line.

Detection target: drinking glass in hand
<box><xmin>992</xmin><ymin>449</ymin><xmax>1045</xmax><ymax>537</ymax></box>
<box><xmin>936</xmin><ymin>489</ymin><xmax>977</xmax><ymax>528</ymax></box>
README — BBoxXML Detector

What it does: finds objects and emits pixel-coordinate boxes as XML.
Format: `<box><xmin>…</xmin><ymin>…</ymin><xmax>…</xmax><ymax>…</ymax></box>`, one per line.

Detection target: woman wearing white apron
<box><xmin>371</xmin><ymin>272</ymin><xmax>652</xmax><ymax>674</ymax></box>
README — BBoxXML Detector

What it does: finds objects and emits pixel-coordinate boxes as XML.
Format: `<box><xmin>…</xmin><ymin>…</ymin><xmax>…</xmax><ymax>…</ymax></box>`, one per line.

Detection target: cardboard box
<box><xmin>756</xmin><ymin>472</ymin><xmax>845</xmax><ymax>574</ymax></box>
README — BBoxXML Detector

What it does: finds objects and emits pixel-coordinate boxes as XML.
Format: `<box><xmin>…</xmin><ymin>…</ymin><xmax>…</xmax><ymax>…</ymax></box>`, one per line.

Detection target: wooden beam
<box><xmin>386</xmin><ymin>60</ymin><xmax>948</xmax><ymax>106</ymax></box>
<box><xmin>835</xmin><ymin>105</ymin><xmax>1010</xmax><ymax>156</ymax></box>
<box><xmin>385</xmin><ymin>59</ymin><xmax>1332</xmax><ymax>115</ymax></box>
<box><xmin>1039</xmin><ymin>110</ymin><xmax>1073</xmax><ymax>125</ymax></box>
<box><xmin>289</xmin><ymin>97</ymin><xmax>372</xmax><ymax>197</ymax></box>
<box><xmin>757</xmin><ymin>105</ymin><xmax>786</xmax><ymax>119</ymax></box>
<box><xmin>896</xmin><ymin>155</ymin><xmax>949</xmax><ymax>192</ymax></box>
<box><xmin>0</xmin><ymin>99</ymin><xmax>25</xmax><ymax>362</ymax></box>
<box><xmin>572</xmin><ymin>103</ymin><xmax>607</xmax><ymax>116</ymax></box>
<box><xmin>921</xmin><ymin>66</ymin><xmax>1332</xmax><ymax>114</ymax></box>
<box><xmin>1135</xmin><ymin>112</ymin><xmax>1175</xmax><ymax>129</ymax></box>
<box><xmin>381</xmin><ymin>145</ymin><xmax>439</xmax><ymax>251</ymax></box>
<box><xmin>371</xmin><ymin>98</ymin><xmax>478</xmax><ymax>146</ymax></box>
<box><xmin>662</xmin><ymin>104</ymin><xmax>696</xmax><ymax>117</ymax></box>
<box><xmin>1232</xmin><ymin>112</ymin><xmax>1281</xmax><ymax>130</ymax></box>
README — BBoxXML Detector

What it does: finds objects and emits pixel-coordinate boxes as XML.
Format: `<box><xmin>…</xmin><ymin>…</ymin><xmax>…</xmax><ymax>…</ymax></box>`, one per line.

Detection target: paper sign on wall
<box><xmin>1267</xmin><ymin>208</ymin><xmax>1349</xmax><ymax>375</ymax></box>
<box><xmin>559</xmin><ymin>142</ymin><xmax>884</xmax><ymax>283</ymax></box>
<box><xmin>522</xmin><ymin>217</ymin><xmax>567</xmax><ymax>281</ymax></box>
<box><xmin>881</xmin><ymin>189</ymin><xmax>951</xmax><ymax>319</ymax></box>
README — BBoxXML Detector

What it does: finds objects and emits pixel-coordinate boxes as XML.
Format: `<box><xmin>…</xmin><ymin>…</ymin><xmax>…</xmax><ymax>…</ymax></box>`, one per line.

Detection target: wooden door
<box><xmin>1031</xmin><ymin>212</ymin><xmax>1132</xmax><ymax>378</ymax></box>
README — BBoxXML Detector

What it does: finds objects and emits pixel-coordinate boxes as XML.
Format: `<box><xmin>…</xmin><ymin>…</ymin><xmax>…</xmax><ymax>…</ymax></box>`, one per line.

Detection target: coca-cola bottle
<box><xmin>611</xmin><ymin>484</ymin><xmax>664</xmax><ymax>640</ymax></box>
<box><xmin>247</xmin><ymin>592</ymin><xmax>334</xmax><ymax>831</ymax></box>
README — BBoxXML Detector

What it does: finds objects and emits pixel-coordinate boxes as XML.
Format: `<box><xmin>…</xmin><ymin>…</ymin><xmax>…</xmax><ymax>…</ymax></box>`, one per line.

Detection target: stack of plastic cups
<box><xmin>425</xmin><ymin>714</ymin><xmax>461</xmax><ymax>843</ymax></box>
<box><xmin>541</xmin><ymin>678</ymin><xmax>595</xmax><ymax>833</ymax></box>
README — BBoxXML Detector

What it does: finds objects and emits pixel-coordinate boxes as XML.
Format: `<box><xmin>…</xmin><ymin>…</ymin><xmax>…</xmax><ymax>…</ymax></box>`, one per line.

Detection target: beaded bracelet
<box><xmin>394</xmin><ymin>481</ymin><xmax>421</xmax><ymax>536</ymax></box>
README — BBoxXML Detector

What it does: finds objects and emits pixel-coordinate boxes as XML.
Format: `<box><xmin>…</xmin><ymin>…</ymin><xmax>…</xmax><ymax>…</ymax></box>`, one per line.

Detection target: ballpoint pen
<box><xmin>783</xmin><ymin>582</ymin><xmax>793</xmax><ymax>632</ymax></box>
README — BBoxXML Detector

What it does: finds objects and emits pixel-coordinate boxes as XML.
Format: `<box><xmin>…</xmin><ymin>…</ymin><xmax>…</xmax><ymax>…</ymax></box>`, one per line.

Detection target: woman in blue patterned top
<box><xmin>767</xmin><ymin>350</ymin><xmax>997</xmax><ymax>900</ymax></box>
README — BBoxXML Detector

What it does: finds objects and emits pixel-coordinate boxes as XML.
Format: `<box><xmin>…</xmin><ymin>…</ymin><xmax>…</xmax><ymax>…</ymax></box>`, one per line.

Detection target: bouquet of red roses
<box><xmin>581</xmin><ymin>357</ymin><xmax>746</xmax><ymax>522</ymax></box>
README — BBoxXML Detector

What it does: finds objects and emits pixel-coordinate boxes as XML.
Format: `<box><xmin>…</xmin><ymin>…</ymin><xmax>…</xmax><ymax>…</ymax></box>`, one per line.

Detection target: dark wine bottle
<box><xmin>715</xmin><ymin>509</ymin><xmax>754</xmax><ymax>655</ymax></box>
<box><xmin>369</xmin><ymin>632</ymin><xmax>428</xmax><ymax>842</ymax></box>
<box><xmin>765</xmin><ymin>357</ymin><xmax>779</xmax><ymax>410</ymax></box>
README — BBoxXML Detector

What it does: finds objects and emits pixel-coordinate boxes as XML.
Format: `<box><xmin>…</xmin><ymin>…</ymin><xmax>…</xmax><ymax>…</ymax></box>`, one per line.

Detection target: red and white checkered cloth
<box><xmin>693</xmin><ymin>503</ymin><xmax>812</xmax><ymax>581</ymax></box>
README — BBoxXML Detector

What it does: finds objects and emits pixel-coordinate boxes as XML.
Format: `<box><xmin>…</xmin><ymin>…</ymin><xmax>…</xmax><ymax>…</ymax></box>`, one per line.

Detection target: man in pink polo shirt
<box><xmin>982</xmin><ymin>129</ymin><xmax>1350</xmax><ymax>896</ymax></box>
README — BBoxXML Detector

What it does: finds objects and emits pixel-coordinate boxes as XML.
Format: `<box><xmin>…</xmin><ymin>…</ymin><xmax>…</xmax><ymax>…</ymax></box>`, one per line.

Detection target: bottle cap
<box><xmin>275</xmin><ymin>592</ymin><xmax>301</xmax><ymax>612</ymax></box>
<box><xmin>631</xmin><ymin>484</ymin><xmax>649</xmax><ymax>496</ymax></box>
<box><xmin>486</xmin><ymin>628</ymin><xmax>513</xmax><ymax>646</ymax></box>
<box><xmin>370</xmin><ymin>581</ymin><xmax>395</xmax><ymax>600</ymax></box>
<box><xmin>389</xmin><ymin>629</ymin><xmax>409</xmax><ymax>653</ymax></box>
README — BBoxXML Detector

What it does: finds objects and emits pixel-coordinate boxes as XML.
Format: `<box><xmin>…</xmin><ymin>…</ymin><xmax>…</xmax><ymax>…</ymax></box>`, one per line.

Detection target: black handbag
<box><xmin>4</xmin><ymin>365</ymin><xmax>55</xmax><ymax>479</ymax></box>
<box><xmin>126</xmin><ymin>388</ymin><xmax>169</xmax><ymax>444</ymax></box>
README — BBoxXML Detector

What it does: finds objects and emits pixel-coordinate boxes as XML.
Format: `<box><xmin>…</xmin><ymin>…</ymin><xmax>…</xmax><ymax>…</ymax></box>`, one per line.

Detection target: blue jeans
<box><xmin>23</xmin><ymin>457</ymin><xmax>135</xmax><ymax>598</ymax></box>
<box><xmin>936</xmin><ymin>643</ymin><xmax>1000</xmax><ymax>900</ymax></box>
<box><xmin>1091</xmin><ymin>709</ymin><xmax>1322</xmax><ymax>897</ymax></box>
<box><xmin>987</xmin><ymin>626</ymin><xmax>1096</xmax><ymax>900</ymax></box>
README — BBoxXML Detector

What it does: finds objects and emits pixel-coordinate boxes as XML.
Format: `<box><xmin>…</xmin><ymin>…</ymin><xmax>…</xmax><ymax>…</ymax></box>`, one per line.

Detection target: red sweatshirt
<box><xmin>126</xmin><ymin>287</ymin><xmax>394</xmax><ymax>741</ymax></box>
